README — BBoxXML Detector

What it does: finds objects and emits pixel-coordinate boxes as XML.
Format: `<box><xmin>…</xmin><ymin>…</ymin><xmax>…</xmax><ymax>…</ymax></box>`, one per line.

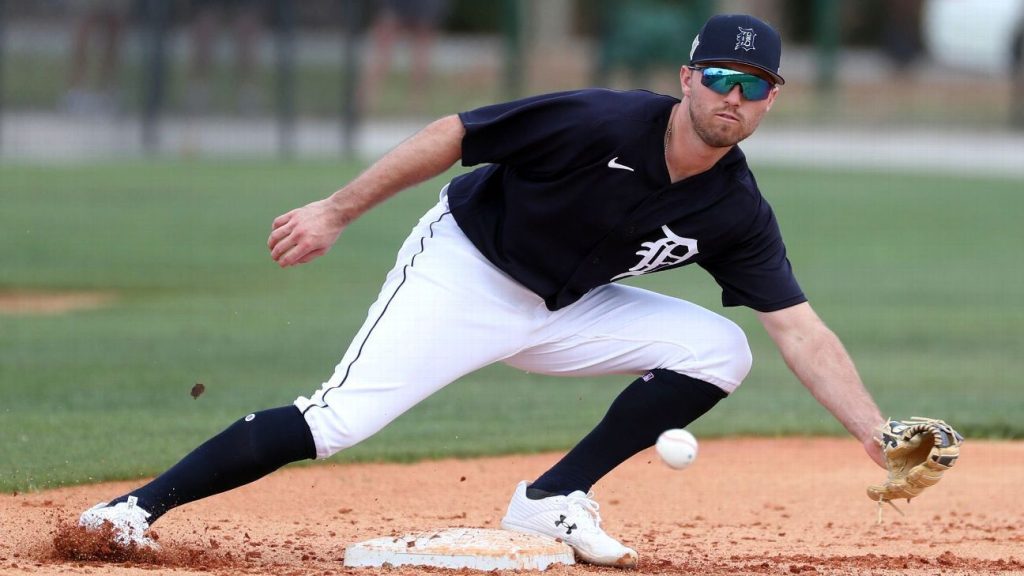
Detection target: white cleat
<box><xmin>501</xmin><ymin>481</ymin><xmax>638</xmax><ymax>568</ymax></box>
<box><xmin>78</xmin><ymin>495</ymin><xmax>158</xmax><ymax>549</ymax></box>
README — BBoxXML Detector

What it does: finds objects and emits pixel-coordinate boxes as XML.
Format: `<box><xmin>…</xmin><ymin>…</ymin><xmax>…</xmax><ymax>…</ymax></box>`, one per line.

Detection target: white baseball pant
<box><xmin>295</xmin><ymin>189</ymin><xmax>753</xmax><ymax>459</ymax></box>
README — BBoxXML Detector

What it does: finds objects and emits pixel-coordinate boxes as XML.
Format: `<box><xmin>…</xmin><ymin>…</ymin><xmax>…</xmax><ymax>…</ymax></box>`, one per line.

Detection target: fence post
<box><xmin>814</xmin><ymin>0</ymin><xmax>839</xmax><ymax>116</ymax></box>
<box><xmin>0</xmin><ymin>0</ymin><xmax>6</xmax><ymax>157</ymax></box>
<box><xmin>502</xmin><ymin>0</ymin><xmax>523</xmax><ymax>99</ymax></box>
<box><xmin>340</xmin><ymin>0</ymin><xmax>362</xmax><ymax>159</ymax></box>
<box><xmin>141</xmin><ymin>0</ymin><xmax>170</xmax><ymax>155</ymax></box>
<box><xmin>1012</xmin><ymin>29</ymin><xmax>1024</xmax><ymax>129</ymax></box>
<box><xmin>275</xmin><ymin>0</ymin><xmax>296</xmax><ymax>158</ymax></box>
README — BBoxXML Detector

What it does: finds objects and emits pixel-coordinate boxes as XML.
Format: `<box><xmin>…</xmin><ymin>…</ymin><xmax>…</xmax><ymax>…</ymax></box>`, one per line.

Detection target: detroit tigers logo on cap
<box><xmin>735</xmin><ymin>27</ymin><xmax>757</xmax><ymax>51</ymax></box>
<box><xmin>689</xmin><ymin>14</ymin><xmax>785</xmax><ymax>84</ymax></box>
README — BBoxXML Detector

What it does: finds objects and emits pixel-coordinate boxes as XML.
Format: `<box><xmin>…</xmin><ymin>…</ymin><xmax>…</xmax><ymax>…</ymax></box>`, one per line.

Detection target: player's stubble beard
<box><xmin>687</xmin><ymin>100</ymin><xmax>762</xmax><ymax>149</ymax></box>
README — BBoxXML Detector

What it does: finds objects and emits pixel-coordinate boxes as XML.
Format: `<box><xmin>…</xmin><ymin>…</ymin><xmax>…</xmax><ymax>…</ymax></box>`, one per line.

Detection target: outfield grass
<box><xmin>1</xmin><ymin>160</ymin><xmax>1021</xmax><ymax>492</ymax></box>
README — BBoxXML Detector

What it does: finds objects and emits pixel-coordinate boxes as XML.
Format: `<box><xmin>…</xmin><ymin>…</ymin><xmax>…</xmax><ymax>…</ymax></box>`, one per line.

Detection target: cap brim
<box><xmin>691</xmin><ymin>58</ymin><xmax>785</xmax><ymax>85</ymax></box>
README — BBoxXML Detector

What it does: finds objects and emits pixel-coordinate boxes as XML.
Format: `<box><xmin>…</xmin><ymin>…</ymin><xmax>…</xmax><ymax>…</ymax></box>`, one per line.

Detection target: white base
<box><xmin>343</xmin><ymin>527</ymin><xmax>575</xmax><ymax>571</ymax></box>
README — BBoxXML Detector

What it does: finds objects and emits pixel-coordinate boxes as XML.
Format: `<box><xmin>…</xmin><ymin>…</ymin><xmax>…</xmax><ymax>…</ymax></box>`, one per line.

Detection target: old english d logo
<box><xmin>735</xmin><ymin>27</ymin><xmax>757</xmax><ymax>51</ymax></box>
<box><xmin>612</xmin><ymin>225</ymin><xmax>698</xmax><ymax>281</ymax></box>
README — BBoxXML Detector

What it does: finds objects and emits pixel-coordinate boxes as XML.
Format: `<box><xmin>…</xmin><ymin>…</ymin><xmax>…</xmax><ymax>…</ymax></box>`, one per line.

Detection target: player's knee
<box><xmin>731</xmin><ymin>323</ymin><xmax>753</xmax><ymax>384</ymax></box>
<box><xmin>295</xmin><ymin>404</ymin><xmax>390</xmax><ymax>459</ymax></box>
<box><xmin>711</xmin><ymin>319</ymin><xmax>753</xmax><ymax>388</ymax></box>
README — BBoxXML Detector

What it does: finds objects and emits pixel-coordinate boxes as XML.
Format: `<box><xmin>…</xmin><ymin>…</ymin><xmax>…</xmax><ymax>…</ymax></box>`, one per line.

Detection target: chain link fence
<box><xmin>0</xmin><ymin>0</ymin><xmax>1021</xmax><ymax>162</ymax></box>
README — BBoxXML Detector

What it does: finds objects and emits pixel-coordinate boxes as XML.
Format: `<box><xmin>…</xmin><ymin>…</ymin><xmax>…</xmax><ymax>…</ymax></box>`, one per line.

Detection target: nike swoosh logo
<box><xmin>607</xmin><ymin>157</ymin><xmax>635</xmax><ymax>172</ymax></box>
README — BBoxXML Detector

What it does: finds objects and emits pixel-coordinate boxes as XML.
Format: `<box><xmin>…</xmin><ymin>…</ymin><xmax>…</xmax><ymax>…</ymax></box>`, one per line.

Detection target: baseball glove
<box><xmin>867</xmin><ymin>417</ymin><xmax>963</xmax><ymax>503</ymax></box>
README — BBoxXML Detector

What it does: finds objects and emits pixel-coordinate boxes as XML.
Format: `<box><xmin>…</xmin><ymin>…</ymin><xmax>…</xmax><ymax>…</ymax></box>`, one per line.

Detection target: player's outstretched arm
<box><xmin>757</xmin><ymin>302</ymin><xmax>887</xmax><ymax>469</ymax></box>
<box><xmin>268</xmin><ymin>114</ymin><xmax>465</xmax><ymax>267</ymax></box>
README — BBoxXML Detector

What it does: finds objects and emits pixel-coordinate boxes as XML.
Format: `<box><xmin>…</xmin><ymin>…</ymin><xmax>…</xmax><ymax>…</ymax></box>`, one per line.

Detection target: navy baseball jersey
<box><xmin>447</xmin><ymin>88</ymin><xmax>806</xmax><ymax>312</ymax></box>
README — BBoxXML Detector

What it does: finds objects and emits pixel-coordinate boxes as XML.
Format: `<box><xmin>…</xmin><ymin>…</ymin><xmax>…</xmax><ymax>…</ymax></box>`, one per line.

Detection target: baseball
<box><xmin>656</xmin><ymin>428</ymin><xmax>698</xmax><ymax>470</ymax></box>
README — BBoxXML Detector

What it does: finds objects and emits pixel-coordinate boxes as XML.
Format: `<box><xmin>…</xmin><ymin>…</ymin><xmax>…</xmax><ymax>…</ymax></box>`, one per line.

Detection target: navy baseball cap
<box><xmin>689</xmin><ymin>14</ymin><xmax>785</xmax><ymax>85</ymax></box>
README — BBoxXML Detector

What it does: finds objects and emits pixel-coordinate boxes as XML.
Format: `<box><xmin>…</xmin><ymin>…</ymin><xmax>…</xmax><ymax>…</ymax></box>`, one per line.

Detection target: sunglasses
<box><xmin>693</xmin><ymin>66</ymin><xmax>775</xmax><ymax>101</ymax></box>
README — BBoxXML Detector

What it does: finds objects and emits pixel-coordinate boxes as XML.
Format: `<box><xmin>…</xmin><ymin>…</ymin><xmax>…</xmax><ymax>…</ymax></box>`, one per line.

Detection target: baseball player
<box><xmin>80</xmin><ymin>14</ymin><xmax>887</xmax><ymax>567</ymax></box>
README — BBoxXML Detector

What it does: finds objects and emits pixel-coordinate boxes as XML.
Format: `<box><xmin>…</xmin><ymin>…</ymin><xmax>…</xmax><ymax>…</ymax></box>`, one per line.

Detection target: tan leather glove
<box><xmin>867</xmin><ymin>417</ymin><xmax>963</xmax><ymax>503</ymax></box>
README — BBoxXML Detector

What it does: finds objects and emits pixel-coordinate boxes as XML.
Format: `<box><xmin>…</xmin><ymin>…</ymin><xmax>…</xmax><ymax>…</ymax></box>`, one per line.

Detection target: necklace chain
<box><xmin>664</xmin><ymin>105</ymin><xmax>675</xmax><ymax>155</ymax></box>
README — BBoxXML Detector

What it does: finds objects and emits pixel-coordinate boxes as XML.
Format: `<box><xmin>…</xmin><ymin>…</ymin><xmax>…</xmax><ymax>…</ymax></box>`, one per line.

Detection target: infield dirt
<box><xmin>2</xmin><ymin>438</ymin><xmax>1022</xmax><ymax>575</ymax></box>
<box><xmin>0</xmin><ymin>291</ymin><xmax>115</xmax><ymax>315</ymax></box>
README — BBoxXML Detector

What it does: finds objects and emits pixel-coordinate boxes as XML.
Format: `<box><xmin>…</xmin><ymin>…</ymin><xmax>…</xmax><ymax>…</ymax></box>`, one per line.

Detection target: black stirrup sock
<box><xmin>528</xmin><ymin>369</ymin><xmax>727</xmax><ymax>498</ymax></box>
<box><xmin>109</xmin><ymin>405</ymin><xmax>316</xmax><ymax>523</ymax></box>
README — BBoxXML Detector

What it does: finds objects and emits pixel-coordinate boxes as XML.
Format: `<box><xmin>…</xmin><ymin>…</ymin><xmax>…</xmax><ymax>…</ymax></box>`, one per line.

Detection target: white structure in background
<box><xmin>923</xmin><ymin>0</ymin><xmax>1024</xmax><ymax>73</ymax></box>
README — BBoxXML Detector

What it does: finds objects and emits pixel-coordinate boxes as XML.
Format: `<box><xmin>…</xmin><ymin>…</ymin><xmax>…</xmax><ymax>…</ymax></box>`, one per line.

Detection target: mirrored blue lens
<box><xmin>698</xmin><ymin>67</ymin><xmax>773</xmax><ymax>101</ymax></box>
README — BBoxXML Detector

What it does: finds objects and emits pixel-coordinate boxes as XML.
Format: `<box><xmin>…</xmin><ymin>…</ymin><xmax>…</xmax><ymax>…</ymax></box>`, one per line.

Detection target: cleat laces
<box><xmin>564</xmin><ymin>492</ymin><xmax>603</xmax><ymax>533</ymax></box>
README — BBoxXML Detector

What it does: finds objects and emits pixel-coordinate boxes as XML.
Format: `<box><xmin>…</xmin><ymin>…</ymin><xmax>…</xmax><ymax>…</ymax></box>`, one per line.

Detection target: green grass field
<box><xmin>1</xmin><ymin>160</ymin><xmax>1021</xmax><ymax>493</ymax></box>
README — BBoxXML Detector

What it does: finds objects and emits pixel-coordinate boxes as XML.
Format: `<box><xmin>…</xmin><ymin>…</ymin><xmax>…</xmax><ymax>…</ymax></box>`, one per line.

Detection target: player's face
<box><xmin>681</xmin><ymin>63</ymin><xmax>779</xmax><ymax>148</ymax></box>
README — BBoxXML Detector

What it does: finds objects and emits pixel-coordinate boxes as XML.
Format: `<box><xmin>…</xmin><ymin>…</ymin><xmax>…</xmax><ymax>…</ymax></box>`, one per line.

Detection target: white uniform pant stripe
<box><xmin>299</xmin><ymin>207</ymin><xmax>452</xmax><ymax>416</ymax></box>
<box><xmin>295</xmin><ymin>198</ymin><xmax>543</xmax><ymax>459</ymax></box>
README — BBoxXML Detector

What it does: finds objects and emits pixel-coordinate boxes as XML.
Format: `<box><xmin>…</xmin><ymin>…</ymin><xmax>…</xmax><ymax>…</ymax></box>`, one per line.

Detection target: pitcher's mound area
<box><xmin>344</xmin><ymin>527</ymin><xmax>573</xmax><ymax>570</ymax></box>
<box><xmin>3</xmin><ymin>438</ymin><xmax>1023</xmax><ymax>575</ymax></box>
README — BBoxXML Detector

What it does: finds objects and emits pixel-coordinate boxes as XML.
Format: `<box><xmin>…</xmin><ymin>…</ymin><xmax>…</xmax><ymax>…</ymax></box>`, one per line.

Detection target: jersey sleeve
<box><xmin>699</xmin><ymin>204</ymin><xmax>807</xmax><ymax>313</ymax></box>
<box><xmin>458</xmin><ymin>90</ymin><xmax>605</xmax><ymax>172</ymax></box>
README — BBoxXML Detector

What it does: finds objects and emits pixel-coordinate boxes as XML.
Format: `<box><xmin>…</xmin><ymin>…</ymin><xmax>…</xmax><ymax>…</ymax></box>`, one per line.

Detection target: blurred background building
<box><xmin>0</xmin><ymin>0</ymin><xmax>1022</xmax><ymax>164</ymax></box>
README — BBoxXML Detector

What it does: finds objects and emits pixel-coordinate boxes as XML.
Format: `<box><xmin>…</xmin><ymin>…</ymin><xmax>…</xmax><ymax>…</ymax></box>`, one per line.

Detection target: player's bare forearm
<box><xmin>758</xmin><ymin>302</ymin><xmax>887</xmax><ymax>468</ymax></box>
<box><xmin>268</xmin><ymin>115</ymin><xmax>465</xmax><ymax>267</ymax></box>
<box><xmin>325</xmin><ymin>114</ymin><xmax>465</xmax><ymax>223</ymax></box>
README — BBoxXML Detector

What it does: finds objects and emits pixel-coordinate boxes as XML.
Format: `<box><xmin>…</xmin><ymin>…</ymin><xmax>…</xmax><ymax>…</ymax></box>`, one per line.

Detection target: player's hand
<box><xmin>863</xmin><ymin>435</ymin><xmax>886</xmax><ymax>469</ymax></box>
<box><xmin>267</xmin><ymin>198</ymin><xmax>347</xmax><ymax>267</ymax></box>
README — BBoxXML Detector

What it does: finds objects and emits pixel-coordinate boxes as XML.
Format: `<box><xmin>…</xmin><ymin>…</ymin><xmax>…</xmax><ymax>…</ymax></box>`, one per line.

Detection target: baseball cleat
<box><xmin>500</xmin><ymin>480</ymin><xmax>638</xmax><ymax>568</ymax></box>
<box><xmin>78</xmin><ymin>496</ymin><xmax>158</xmax><ymax>549</ymax></box>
